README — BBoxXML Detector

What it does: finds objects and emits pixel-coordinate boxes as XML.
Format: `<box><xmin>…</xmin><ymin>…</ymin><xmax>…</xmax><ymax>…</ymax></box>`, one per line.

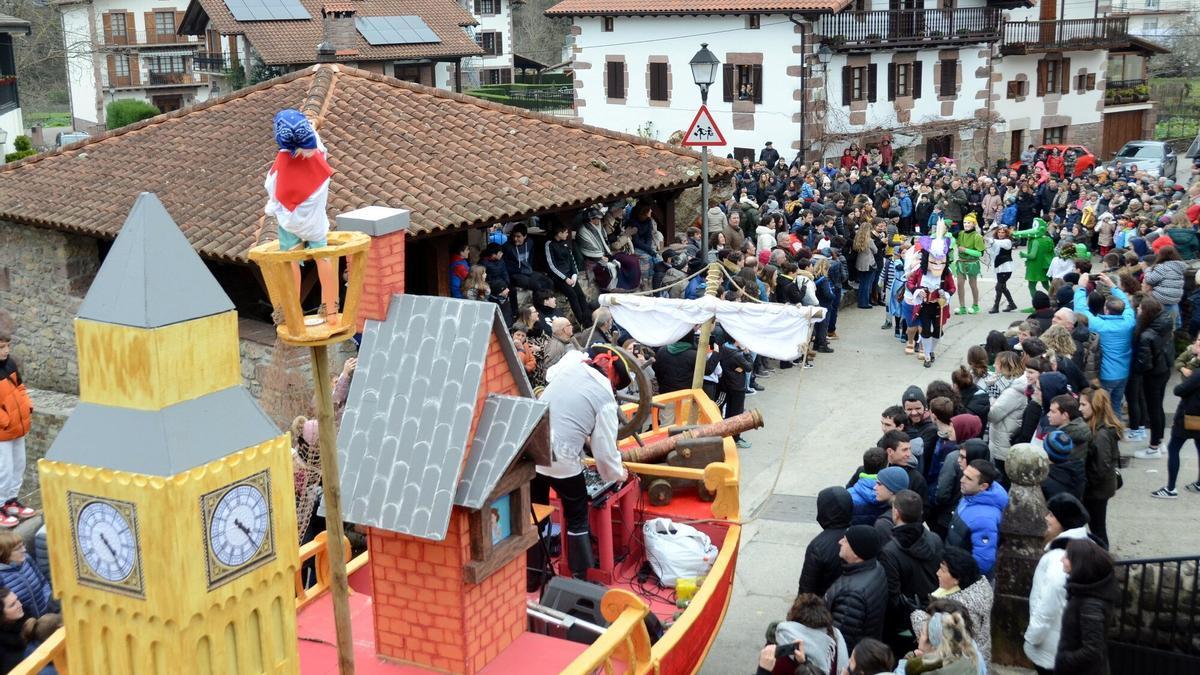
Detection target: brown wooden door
<box><xmin>1011</xmin><ymin>130</ymin><xmax>1024</xmax><ymax>163</ymax></box>
<box><xmin>1102</xmin><ymin>110</ymin><xmax>1145</xmax><ymax>159</ymax></box>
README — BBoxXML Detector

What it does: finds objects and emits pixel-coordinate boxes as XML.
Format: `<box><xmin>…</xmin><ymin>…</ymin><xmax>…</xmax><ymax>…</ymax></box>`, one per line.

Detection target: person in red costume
<box><xmin>264</xmin><ymin>108</ymin><xmax>340</xmax><ymax>324</ymax></box>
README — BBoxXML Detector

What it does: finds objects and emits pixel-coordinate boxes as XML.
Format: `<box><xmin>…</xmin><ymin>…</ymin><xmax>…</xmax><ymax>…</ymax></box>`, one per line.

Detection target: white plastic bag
<box><xmin>642</xmin><ymin>517</ymin><xmax>718</xmax><ymax>587</ymax></box>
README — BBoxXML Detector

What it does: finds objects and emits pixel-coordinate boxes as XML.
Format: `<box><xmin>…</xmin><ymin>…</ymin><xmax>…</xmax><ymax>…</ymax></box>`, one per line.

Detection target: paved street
<box><xmin>699</xmin><ymin>259</ymin><xmax>1200</xmax><ymax>674</ymax></box>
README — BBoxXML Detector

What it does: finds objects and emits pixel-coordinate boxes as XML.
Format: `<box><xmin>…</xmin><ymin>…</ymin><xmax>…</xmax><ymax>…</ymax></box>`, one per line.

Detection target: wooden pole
<box><xmin>688</xmin><ymin>262</ymin><xmax>726</xmax><ymax>424</ymax></box>
<box><xmin>311</xmin><ymin>344</ymin><xmax>355</xmax><ymax>675</ymax></box>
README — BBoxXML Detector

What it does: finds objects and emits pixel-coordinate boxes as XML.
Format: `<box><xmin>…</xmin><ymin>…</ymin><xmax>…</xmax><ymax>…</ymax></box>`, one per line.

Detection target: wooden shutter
<box><xmin>752</xmin><ymin>64</ymin><xmax>763</xmax><ymax>104</ymax></box>
<box><xmin>1036</xmin><ymin>61</ymin><xmax>1047</xmax><ymax>96</ymax></box>
<box><xmin>1060</xmin><ymin>57</ymin><xmax>1071</xmax><ymax>94</ymax></box>
<box><xmin>867</xmin><ymin>63</ymin><xmax>877</xmax><ymax>102</ymax></box>
<box><xmin>106</xmin><ymin>54</ymin><xmax>117</xmax><ymax>85</ymax></box>
<box><xmin>175</xmin><ymin>11</ymin><xmax>185</xmax><ymax>43</ymax></box>
<box><xmin>1086</xmin><ymin>73</ymin><xmax>1096</xmax><ymax>90</ymax></box>
<box><xmin>722</xmin><ymin>64</ymin><xmax>734</xmax><ymax>102</ymax></box>
<box><xmin>144</xmin><ymin>12</ymin><xmax>157</xmax><ymax>44</ymax></box>
<box><xmin>649</xmin><ymin>62</ymin><xmax>667</xmax><ymax>102</ymax></box>
<box><xmin>939</xmin><ymin>59</ymin><xmax>956</xmax><ymax>96</ymax></box>
<box><xmin>887</xmin><ymin>62</ymin><xmax>896</xmax><ymax>101</ymax></box>
<box><xmin>129</xmin><ymin>54</ymin><xmax>140</xmax><ymax>86</ymax></box>
<box><xmin>102</xmin><ymin>13</ymin><xmax>113</xmax><ymax>44</ymax></box>
<box><xmin>912</xmin><ymin>61</ymin><xmax>922</xmax><ymax>98</ymax></box>
<box><xmin>495</xmin><ymin>32</ymin><xmax>503</xmax><ymax>56</ymax></box>
<box><xmin>842</xmin><ymin>65</ymin><xmax>852</xmax><ymax>105</ymax></box>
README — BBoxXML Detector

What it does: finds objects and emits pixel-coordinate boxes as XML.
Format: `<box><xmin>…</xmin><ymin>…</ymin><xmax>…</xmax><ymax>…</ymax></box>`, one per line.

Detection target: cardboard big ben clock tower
<box><xmin>38</xmin><ymin>193</ymin><xmax>300</xmax><ymax>673</ymax></box>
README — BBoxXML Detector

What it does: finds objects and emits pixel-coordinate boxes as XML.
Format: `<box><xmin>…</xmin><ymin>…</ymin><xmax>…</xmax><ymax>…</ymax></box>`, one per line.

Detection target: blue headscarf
<box><xmin>273</xmin><ymin>109</ymin><xmax>318</xmax><ymax>153</ymax></box>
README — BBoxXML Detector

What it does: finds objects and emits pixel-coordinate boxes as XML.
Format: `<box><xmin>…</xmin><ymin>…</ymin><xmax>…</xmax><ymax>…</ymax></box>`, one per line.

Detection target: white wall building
<box><xmin>58</xmin><ymin>0</ymin><xmax>212</xmax><ymax>131</ymax></box>
<box><xmin>469</xmin><ymin>0</ymin><xmax>515</xmax><ymax>84</ymax></box>
<box><xmin>0</xmin><ymin>15</ymin><xmax>30</xmax><ymax>160</ymax></box>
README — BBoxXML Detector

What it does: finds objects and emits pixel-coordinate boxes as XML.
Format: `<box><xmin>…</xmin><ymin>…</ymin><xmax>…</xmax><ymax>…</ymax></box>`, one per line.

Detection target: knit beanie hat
<box><xmin>1055</xmin><ymin>284</ymin><xmax>1075</xmax><ymax>309</ymax></box>
<box><xmin>961</xmin><ymin>439</ymin><xmax>990</xmax><ymax>464</ymax></box>
<box><xmin>902</xmin><ymin>385</ymin><xmax>927</xmax><ymax>406</ymax></box>
<box><xmin>844</xmin><ymin>525</ymin><xmax>882</xmax><ymax>561</ymax></box>
<box><xmin>1032</xmin><ymin>291</ymin><xmax>1051</xmax><ymax>311</ymax></box>
<box><xmin>1043</xmin><ymin>429</ymin><xmax>1074</xmax><ymax>462</ymax></box>
<box><xmin>877</xmin><ymin>466</ymin><xmax>910</xmax><ymax>494</ymax></box>
<box><xmin>1046</xmin><ymin>493</ymin><xmax>1090</xmax><ymax>531</ymax></box>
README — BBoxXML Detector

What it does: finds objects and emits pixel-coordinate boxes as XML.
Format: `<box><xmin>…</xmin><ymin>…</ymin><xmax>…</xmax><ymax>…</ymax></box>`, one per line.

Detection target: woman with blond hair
<box><xmin>904</xmin><ymin>610</ymin><xmax>980</xmax><ymax>674</ymax></box>
<box><xmin>1040</xmin><ymin>325</ymin><xmax>1087</xmax><ymax>392</ymax></box>
<box><xmin>1079</xmin><ymin>388</ymin><xmax>1122</xmax><ymax>546</ymax></box>
<box><xmin>987</xmin><ymin>351</ymin><xmax>1028</xmax><ymax>484</ymax></box>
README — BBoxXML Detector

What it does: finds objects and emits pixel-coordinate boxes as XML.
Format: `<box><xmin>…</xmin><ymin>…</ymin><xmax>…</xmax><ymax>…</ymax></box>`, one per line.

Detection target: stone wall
<box><xmin>20</xmin><ymin>388</ymin><xmax>78</xmax><ymax>510</ymax></box>
<box><xmin>0</xmin><ymin>220</ymin><xmax>99</xmax><ymax>394</ymax></box>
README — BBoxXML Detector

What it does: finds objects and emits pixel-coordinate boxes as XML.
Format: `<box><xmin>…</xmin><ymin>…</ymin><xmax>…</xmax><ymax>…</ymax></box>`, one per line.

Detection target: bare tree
<box><xmin>511</xmin><ymin>0</ymin><xmax>570</xmax><ymax>69</ymax></box>
<box><xmin>0</xmin><ymin>0</ymin><xmax>77</xmax><ymax>113</ymax></box>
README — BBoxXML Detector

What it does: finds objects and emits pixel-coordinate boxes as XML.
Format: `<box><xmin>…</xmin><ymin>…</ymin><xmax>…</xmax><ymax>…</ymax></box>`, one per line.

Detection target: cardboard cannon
<box><xmin>621</xmin><ymin>410</ymin><xmax>763</xmax><ymax>506</ymax></box>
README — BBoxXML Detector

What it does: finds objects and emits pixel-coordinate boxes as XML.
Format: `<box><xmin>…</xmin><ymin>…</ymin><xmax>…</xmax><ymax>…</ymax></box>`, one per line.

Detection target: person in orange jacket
<box><xmin>0</xmin><ymin>333</ymin><xmax>35</xmax><ymax>529</ymax></box>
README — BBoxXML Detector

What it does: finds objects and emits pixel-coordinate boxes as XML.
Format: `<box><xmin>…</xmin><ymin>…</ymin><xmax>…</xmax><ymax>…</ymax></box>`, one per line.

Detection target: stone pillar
<box><xmin>334</xmin><ymin>206</ymin><xmax>409</xmax><ymax>331</ymax></box>
<box><xmin>991</xmin><ymin>442</ymin><xmax>1050</xmax><ymax>667</ymax></box>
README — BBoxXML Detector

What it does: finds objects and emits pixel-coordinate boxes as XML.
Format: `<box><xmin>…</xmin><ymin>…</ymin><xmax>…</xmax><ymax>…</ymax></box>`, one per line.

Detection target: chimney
<box><xmin>320</xmin><ymin>3</ymin><xmax>358</xmax><ymax>60</ymax></box>
<box><xmin>334</xmin><ymin>206</ymin><xmax>409</xmax><ymax>331</ymax></box>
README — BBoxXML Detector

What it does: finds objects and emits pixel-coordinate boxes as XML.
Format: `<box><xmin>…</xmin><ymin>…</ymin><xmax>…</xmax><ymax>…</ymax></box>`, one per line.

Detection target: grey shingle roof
<box><xmin>77</xmin><ymin>192</ymin><xmax>234</xmax><ymax>329</ymax></box>
<box><xmin>47</xmin><ymin>388</ymin><xmax>281</xmax><ymax>475</ymax></box>
<box><xmin>335</xmin><ymin>294</ymin><xmax>533</xmax><ymax>540</ymax></box>
<box><xmin>453</xmin><ymin>395</ymin><xmax>548</xmax><ymax>510</ymax></box>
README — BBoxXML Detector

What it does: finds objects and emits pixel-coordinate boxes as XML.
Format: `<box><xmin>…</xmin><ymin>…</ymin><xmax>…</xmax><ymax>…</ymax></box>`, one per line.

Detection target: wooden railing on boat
<box><xmin>10</xmin><ymin>532</ymin><xmax>371</xmax><ymax>674</ymax></box>
<box><xmin>16</xmin><ymin>390</ymin><xmax>737</xmax><ymax>674</ymax></box>
<box><xmin>564</xmin><ymin>389</ymin><xmax>742</xmax><ymax>675</ymax></box>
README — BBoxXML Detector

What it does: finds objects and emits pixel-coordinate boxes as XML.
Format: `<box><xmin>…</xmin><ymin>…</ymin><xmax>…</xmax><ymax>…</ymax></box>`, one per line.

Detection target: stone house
<box><xmin>0</xmin><ymin>63</ymin><xmax>727</xmax><ymax>495</ymax></box>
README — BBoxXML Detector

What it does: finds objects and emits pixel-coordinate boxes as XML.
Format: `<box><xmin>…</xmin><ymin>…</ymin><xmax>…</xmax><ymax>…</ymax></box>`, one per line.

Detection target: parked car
<box><xmin>1009</xmin><ymin>144</ymin><xmax>1097</xmax><ymax>178</ymax></box>
<box><xmin>55</xmin><ymin>131</ymin><xmax>90</xmax><ymax>148</ymax></box>
<box><xmin>1105</xmin><ymin>140</ymin><xmax>1177</xmax><ymax>179</ymax></box>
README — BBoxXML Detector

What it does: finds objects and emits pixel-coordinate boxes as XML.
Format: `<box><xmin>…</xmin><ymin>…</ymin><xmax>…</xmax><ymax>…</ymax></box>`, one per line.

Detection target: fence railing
<box><xmin>1108</xmin><ymin>555</ymin><xmax>1200</xmax><ymax>674</ymax></box>
<box><xmin>1000</xmin><ymin>17</ymin><xmax>1128</xmax><ymax>54</ymax></box>
<box><xmin>101</xmin><ymin>31</ymin><xmax>201</xmax><ymax>47</ymax></box>
<box><xmin>193</xmin><ymin>52</ymin><xmax>233</xmax><ymax>73</ymax></box>
<box><xmin>468</xmin><ymin>84</ymin><xmax>575</xmax><ymax>116</ymax></box>
<box><xmin>817</xmin><ymin>8</ymin><xmax>1001</xmax><ymax>49</ymax></box>
<box><xmin>147</xmin><ymin>71</ymin><xmax>191</xmax><ymax>86</ymax></box>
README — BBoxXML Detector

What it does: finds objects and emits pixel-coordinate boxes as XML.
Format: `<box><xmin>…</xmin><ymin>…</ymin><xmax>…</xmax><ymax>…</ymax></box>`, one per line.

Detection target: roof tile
<box><xmin>0</xmin><ymin>65</ymin><xmax>732</xmax><ymax>263</ymax></box>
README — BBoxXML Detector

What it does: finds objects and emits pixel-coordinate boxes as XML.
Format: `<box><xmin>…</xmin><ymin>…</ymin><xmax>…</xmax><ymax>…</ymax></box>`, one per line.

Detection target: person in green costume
<box><xmin>1012</xmin><ymin>217</ymin><xmax>1054</xmax><ymax>301</ymax></box>
<box><xmin>952</xmin><ymin>212</ymin><xmax>987</xmax><ymax>314</ymax></box>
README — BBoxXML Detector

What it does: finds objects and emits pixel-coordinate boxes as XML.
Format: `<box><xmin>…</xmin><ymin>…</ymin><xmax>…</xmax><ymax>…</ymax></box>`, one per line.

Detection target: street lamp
<box><xmin>689</xmin><ymin>43</ymin><xmax>720</xmax><ymax>261</ymax></box>
<box><xmin>817</xmin><ymin>43</ymin><xmax>833</xmax><ymax>69</ymax></box>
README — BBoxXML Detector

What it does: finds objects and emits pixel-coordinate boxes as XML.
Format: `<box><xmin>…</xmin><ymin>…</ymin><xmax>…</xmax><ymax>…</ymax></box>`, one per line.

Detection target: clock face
<box><xmin>209</xmin><ymin>484</ymin><xmax>270</xmax><ymax>567</ymax></box>
<box><xmin>201</xmin><ymin>470</ymin><xmax>276</xmax><ymax>589</ymax></box>
<box><xmin>67</xmin><ymin>493</ymin><xmax>144</xmax><ymax>598</ymax></box>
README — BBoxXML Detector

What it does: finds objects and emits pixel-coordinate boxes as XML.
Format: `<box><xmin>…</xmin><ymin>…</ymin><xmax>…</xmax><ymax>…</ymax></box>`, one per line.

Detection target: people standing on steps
<box><xmin>1073</xmin><ymin>273</ymin><xmax>1136</xmax><ymax>420</ymax></box>
<box><xmin>1054</xmin><ymin>539</ymin><xmax>1119</xmax><ymax>675</ymax></box>
<box><xmin>1079</xmin><ymin>387</ymin><xmax>1123</xmax><ymax>547</ymax></box>
<box><xmin>1149</xmin><ymin>334</ymin><xmax>1200</xmax><ymax>498</ymax></box>
<box><xmin>1024</xmin><ymin>493</ymin><xmax>1095</xmax><ymax>675</ymax></box>
<box><xmin>1130</xmin><ymin>296</ymin><xmax>1174</xmax><ymax>460</ymax></box>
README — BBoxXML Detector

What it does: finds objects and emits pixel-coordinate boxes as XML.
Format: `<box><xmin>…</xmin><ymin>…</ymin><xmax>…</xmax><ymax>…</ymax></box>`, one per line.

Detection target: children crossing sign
<box><xmin>681</xmin><ymin>105</ymin><xmax>726</xmax><ymax>147</ymax></box>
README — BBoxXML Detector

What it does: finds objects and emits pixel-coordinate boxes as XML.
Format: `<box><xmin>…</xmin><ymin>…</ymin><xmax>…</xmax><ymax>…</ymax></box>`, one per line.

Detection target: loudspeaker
<box><xmin>542</xmin><ymin>576</ymin><xmax>609</xmax><ymax>644</ymax></box>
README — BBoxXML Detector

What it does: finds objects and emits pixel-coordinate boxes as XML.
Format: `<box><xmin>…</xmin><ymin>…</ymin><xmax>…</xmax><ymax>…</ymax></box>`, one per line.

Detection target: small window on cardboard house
<box><xmin>490</xmin><ymin>494</ymin><xmax>513</xmax><ymax>545</ymax></box>
<box><xmin>464</xmin><ymin>462</ymin><xmax>538</xmax><ymax>585</ymax></box>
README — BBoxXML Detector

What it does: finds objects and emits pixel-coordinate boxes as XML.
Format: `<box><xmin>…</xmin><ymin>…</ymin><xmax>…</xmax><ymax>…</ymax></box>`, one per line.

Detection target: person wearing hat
<box><xmin>1028</xmin><ymin>291</ymin><xmax>1055</xmax><ymax>334</ymax></box>
<box><xmin>1041</xmin><ymin>429</ymin><xmax>1086</xmax><ymax>501</ymax></box>
<box><xmin>952</xmin><ymin>213</ymin><xmax>986</xmax><ymax>315</ymax></box>
<box><xmin>759</xmin><ymin>141</ymin><xmax>780</xmax><ymax>169</ymax></box>
<box><xmin>1025</xmin><ymin>493</ymin><xmax>1094</xmax><ymax>673</ymax></box>
<box><xmin>870</xmin><ymin>466</ymin><xmax>911</xmax><ymax>541</ymax></box>
<box><xmin>530</xmin><ymin>346</ymin><xmax>631</xmax><ymax>579</ymax></box>
<box><xmin>825</xmin><ymin>525</ymin><xmax>888</xmax><ymax>651</ymax></box>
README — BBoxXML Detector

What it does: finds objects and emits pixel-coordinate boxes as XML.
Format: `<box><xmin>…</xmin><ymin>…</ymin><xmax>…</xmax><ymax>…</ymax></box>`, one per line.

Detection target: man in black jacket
<box><xmin>797</xmin><ymin>486</ymin><xmax>853</xmax><ymax>597</ymax></box>
<box><xmin>902</xmin><ymin>386</ymin><xmax>939</xmax><ymax>476</ymax></box>
<box><xmin>502</xmin><ymin>223</ymin><xmax>552</xmax><ymax>294</ymax></box>
<box><xmin>878</xmin><ymin>490</ymin><xmax>943</xmax><ymax>656</ymax></box>
<box><xmin>825</xmin><ymin>525</ymin><xmax>888</xmax><ymax>651</ymax></box>
<box><xmin>877</xmin><ymin>430</ymin><xmax>928</xmax><ymax>500</ymax></box>
<box><xmin>653</xmin><ymin>333</ymin><xmax>716</xmax><ymax>394</ymax></box>
<box><xmin>544</xmin><ymin>222</ymin><xmax>593</xmax><ymax>327</ymax></box>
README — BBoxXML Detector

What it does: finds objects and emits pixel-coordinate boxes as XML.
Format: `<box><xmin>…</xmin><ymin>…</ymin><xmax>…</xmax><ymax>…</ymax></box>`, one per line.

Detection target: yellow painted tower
<box><xmin>38</xmin><ymin>193</ymin><xmax>300</xmax><ymax>674</ymax></box>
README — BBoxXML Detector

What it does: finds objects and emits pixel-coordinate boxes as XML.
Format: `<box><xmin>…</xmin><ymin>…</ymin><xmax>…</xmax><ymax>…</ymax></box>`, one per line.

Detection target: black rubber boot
<box><xmin>567</xmin><ymin>531</ymin><xmax>595</xmax><ymax>580</ymax></box>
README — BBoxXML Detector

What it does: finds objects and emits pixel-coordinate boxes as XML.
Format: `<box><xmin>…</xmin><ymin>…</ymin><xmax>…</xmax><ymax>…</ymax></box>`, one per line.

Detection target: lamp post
<box><xmin>689</xmin><ymin>43</ymin><xmax>719</xmax><ymax>261</ymax></box>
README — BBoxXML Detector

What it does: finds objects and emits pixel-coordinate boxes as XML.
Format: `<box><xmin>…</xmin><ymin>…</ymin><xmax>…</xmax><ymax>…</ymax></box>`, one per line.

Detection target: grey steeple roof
<box><xmin>77</xmin><ymin>192</ymin><xmax>234</xmax><ymax>328</ymax></box>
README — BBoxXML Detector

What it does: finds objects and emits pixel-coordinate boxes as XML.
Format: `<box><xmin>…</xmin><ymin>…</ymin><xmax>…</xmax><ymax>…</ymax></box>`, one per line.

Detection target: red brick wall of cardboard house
<box><xmin>357</xmin><ymin>229</ymin><xmax>406</xmax><ymax>331</ymax></box>
<box><xmin>465</xmin><ymin>335</ymin><xmax>521</xmax><ymax>463</ymax></box>
<box><xmin>368</xmin><ymin>510</ymin><xmax>526</xmax><ymax>673</ymax></box>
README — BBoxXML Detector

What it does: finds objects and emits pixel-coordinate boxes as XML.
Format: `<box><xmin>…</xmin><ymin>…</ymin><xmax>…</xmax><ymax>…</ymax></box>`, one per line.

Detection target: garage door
<box><xmin>1102</xmin><ymin>110</ymin><xmax>1145</xmax><ymax>159</ymax></box>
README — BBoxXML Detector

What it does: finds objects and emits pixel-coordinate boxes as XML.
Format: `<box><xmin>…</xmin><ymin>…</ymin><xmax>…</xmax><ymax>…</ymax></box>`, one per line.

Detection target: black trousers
<box><xmin>511</xmin><ymin>271</ymin><xmax>553</xmax><ymax>293</ymax></box>
<box><xmin>553</xmin><ymin>276</ymin><xmax>593</xmax><ymax>327</ymax></box>
<box><xmin>994</xmin><ymin>271</ymin><xmax>1015</xmax><ymax>308</ymax></box>
<box><xmin>1142</xmin><ymin>371</ymin><xmax>1170</xmax><ymax>446</ymax></box>
<box><xmin>530</xmin><ymin>472</ymin><xmax>591</xmax><ymax>577</ymax></box>
<box><xmin>720</xmin><ymin>385</ymin><xmax>747</xmax><ymax>440</ymax></box>
<box><xmin>1083</xmin><ymin>496</ymin><xmax>1110</xmax><ymax>548</ymax></box>
<box><xmin>918</xmin><ymin>302</ymin><xmax>942</xmax><ymax>339</ymax></box>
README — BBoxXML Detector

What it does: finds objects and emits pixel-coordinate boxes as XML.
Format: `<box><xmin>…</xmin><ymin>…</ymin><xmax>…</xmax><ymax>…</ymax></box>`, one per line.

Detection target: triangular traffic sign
<box><xmin>681</xmin><ymin>105</ymin><xmax>726</xmax><ymax>147</ymax></box>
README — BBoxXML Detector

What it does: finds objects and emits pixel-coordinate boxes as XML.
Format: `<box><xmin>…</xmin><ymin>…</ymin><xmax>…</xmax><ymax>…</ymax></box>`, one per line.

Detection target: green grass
<box><xmin>24</xmin><ymin>112</ymin><xmax>71</xmax><ymax>127</ymax></box>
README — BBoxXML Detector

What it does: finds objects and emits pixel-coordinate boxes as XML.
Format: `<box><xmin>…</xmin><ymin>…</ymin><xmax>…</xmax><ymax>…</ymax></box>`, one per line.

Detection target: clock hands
<box><xmin>99</xmin><ymin>532</ymin><xmax>118</xmax><ymax>559</ymax></box>
<box><xmin>233</xmin><ymin>518</ymin><xmax>253</xmax><ymax>539</ymax></box>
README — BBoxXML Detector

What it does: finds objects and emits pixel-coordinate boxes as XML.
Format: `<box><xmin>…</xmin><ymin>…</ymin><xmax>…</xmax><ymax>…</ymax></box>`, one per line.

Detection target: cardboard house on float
<box><xmin>333</xmin><ymin>259</ymin><xmax>550</xmax><ymax>673</ymax></box>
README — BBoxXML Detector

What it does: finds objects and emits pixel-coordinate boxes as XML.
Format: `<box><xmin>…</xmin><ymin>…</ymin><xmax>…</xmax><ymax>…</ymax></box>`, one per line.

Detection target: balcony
<box><xmin>1000</xmin><ymin>17</ymin><xmax>1129</xmax><ymax>55</ymax></box>
<box><xmin>194</xmin><ymin>52</ymin><xmax>234</xmax><ymax>73</ymax></box>
<box><xmin>1105</xmin><ymin>78</ymin><xmax>1149</xmax><ymax>104</ymax></box>
<box><xmin>817</xmin><ymin>8</ymin><xmax>1002</xmax><ymax>51</ymax></box>
<box><xmin>101</xmin><ymin>31</ymin><xmax>201</xmax><ymax>49</ymax></box>
<box><xmin>146</xmin><ymin>71</ymin><xmax>194</xmax><ymax>86</ymax></box>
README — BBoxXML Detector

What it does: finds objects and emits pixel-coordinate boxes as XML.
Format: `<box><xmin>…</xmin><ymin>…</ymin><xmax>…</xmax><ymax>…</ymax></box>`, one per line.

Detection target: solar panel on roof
<box><xmin>355</xmin><ymin>16</ymin><xmax>441</xmax><ymax>46</ymax></box>
<box><xmin>224</xmin><ymin>0</ymin><xmax>311</xmax><ymax>22</ymax></box>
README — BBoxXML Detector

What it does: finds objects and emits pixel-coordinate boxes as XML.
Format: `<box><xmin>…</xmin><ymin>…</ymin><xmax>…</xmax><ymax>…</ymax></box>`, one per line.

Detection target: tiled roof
<box><xmin>336</xmin><ymin>295</ymin><xmax>526</xmax><ymax>540</ymax></box>
<box><xmin>189</xmin><ymin>0</ymin><xmax>483</xmax><ymax>64</ymax></box>
<box><xmin>545</xmin><ymin>0</ymin><xmax>849</xmax><ymax>15</ymax></box>
<box><xmin>454</xmin><ymin>395</ymin><xmax>548</xmax><ymax>510</ymax></box>
<box><xmin>0</xmin><ymin>65</ymin><xmax>731</xmax><ymax>264</ymax></box>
